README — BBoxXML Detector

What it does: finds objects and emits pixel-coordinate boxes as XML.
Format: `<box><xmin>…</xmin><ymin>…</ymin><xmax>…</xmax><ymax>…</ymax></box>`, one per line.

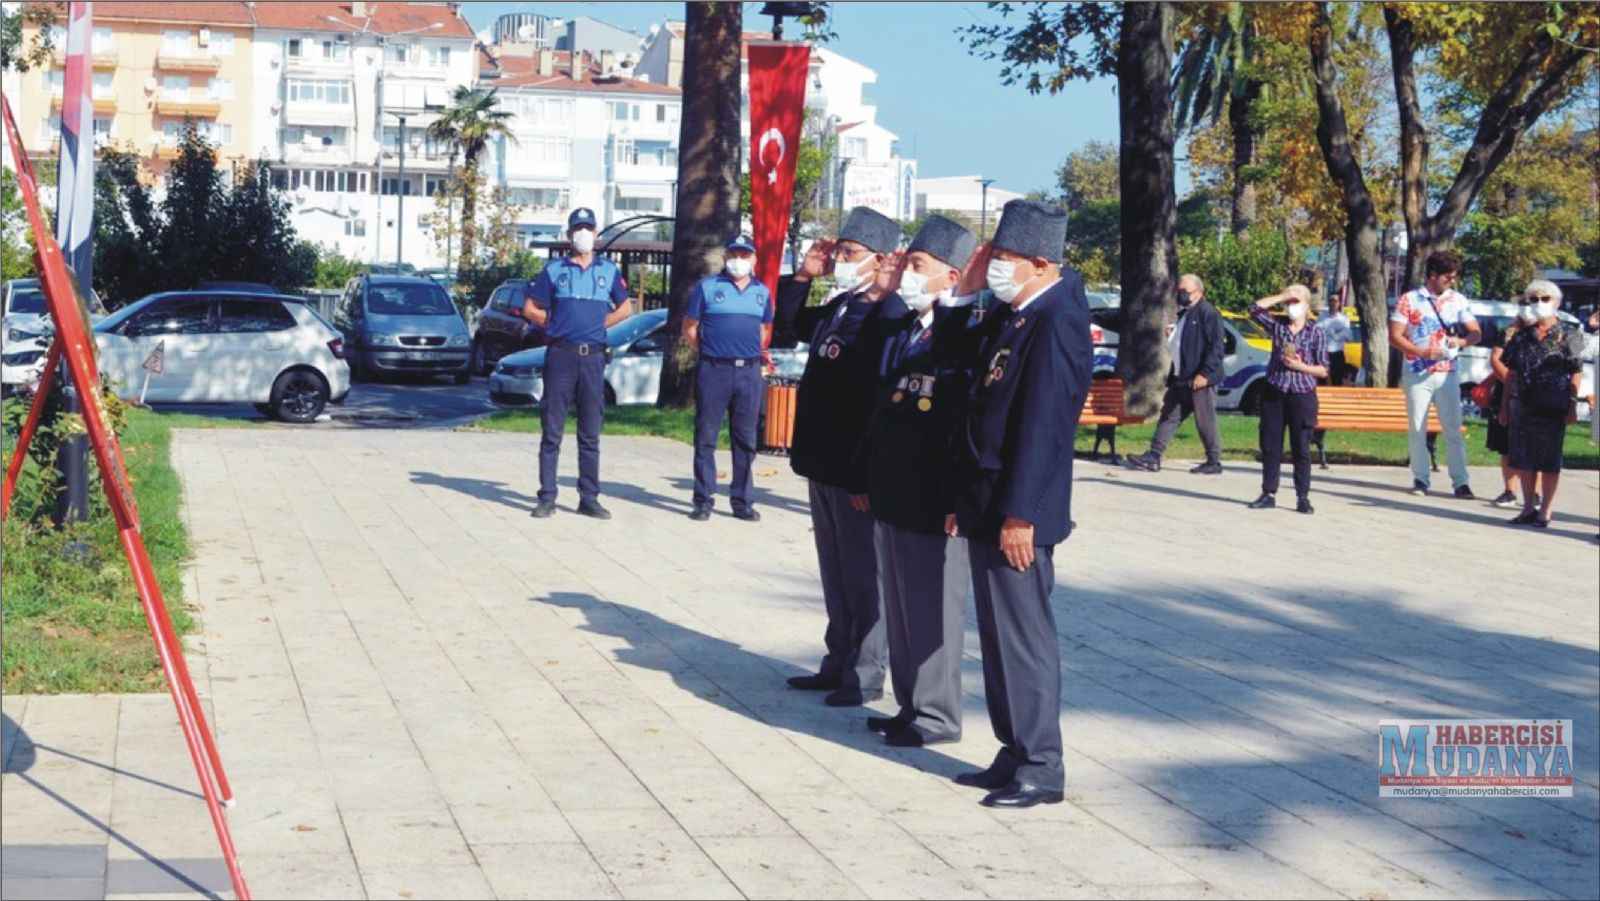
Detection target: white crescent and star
<box><xmin>758</xmin><ymin>128</ymin><xmax>787</xmax><ymax>185</ymax></box>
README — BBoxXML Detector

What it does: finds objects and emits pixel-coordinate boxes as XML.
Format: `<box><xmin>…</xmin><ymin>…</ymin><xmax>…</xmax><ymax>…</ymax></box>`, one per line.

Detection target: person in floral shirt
<box><xmin>1387</xmin><ymin>251</ymin><xmax>1481</xmax><ymax>498</ymax></box>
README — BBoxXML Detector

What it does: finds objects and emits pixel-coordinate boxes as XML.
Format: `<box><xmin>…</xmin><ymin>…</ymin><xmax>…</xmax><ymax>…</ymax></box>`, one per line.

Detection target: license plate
<box><xmin>404</xmin><ymin>351</ymin><xmax>438</xmax><ymax>361</ymax></box>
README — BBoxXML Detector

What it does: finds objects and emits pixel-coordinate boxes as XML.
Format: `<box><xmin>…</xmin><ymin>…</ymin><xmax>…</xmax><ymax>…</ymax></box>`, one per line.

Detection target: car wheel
<box><xmin>1241</xmin><ymin>381</ymin><xmax>1264</xmax><ymax>416</ymax></box>
<box><xmin>470</xmin><ymin>338</ymin><xmax>488</xmax><ymax>376</ymax></box>
<box><xmin>270</xmin><ymin>369</ymin><xmax>329</xmax><ymax>423</ymax></box>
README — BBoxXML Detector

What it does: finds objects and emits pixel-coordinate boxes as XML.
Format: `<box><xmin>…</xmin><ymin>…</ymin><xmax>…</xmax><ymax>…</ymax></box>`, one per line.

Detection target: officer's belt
<box><xmin>551</xmin><ymin>339</ymin><xmax>606</xmax><ymax>357</ymax></box>
<box><xmin>701</xmin><ymin>356</ymin><xmax>762</xmax><ymax>367</ymax></box>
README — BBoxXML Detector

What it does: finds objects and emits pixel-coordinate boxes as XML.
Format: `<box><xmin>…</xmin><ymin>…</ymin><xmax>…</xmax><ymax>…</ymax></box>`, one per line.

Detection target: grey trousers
<box><xmin>1147</xmin><ymin>382</ymin><xmax>1221</xmax><ymax>463</ymax></box>
<box><xmin>969</xmin><ymin>540</ymin><xmax>1064</xmax><ymax>791</ymax></box>
<box><xmin>808</xmin><ymin>481</ymin><xmax>886</xmax><ymax>692</ymax></box>
<box><xmin>875</xmin><ymin>522</ymin><xmax>970</xmax><ymax>741</ymax></box>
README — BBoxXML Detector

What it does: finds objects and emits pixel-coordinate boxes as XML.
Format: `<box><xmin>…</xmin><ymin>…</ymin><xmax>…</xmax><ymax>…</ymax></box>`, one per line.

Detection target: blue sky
<box><xmin>459</xmin><ymin>2</ymin><xmax>1143</xmax><ymax>198</ymax></box>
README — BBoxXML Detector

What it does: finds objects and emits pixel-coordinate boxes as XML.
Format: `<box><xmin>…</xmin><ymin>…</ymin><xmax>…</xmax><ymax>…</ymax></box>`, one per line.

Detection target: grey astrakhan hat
<box><xmin>992</xmin><ymin>199</ymin><xmax>1068</xmax><ymax>263</ymax></box>
<box><xmin>838</xmin><ymin>206</ymin><xmax>900</xmax><ymax>255</ymax></box>
<box><xmin>908</xmin><ymin>214</ymin><xmax>977</xmax><ymax>269</ymax></box>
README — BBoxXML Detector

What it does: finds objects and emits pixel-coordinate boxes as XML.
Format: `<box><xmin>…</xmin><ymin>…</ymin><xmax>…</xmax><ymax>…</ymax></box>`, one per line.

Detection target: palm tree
<box><xmin>1171</xmin><ymin>2</ymin><xmax>1267</xmax><ymax>238</ymax></box>
<box><xmin>426</xmin><ymin>86</ymin><xmax>514</xmax><ymax>265</ymax></box>
<box><xmin>657</xmin><ymin>1</ymin><xmax>743</xmax><ymax>409</ymax></box>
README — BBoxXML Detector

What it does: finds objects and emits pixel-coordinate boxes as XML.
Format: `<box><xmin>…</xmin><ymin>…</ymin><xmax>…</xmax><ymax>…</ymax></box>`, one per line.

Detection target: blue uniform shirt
<box><xmin>686</xmin><ymin>273</ymin><xmax>772</xmax><ymax>360</ymax></box>
<box><xmin>529</xmin><ymin>255</ymin><xmax>629</xmax><ymax>344</ymax></box>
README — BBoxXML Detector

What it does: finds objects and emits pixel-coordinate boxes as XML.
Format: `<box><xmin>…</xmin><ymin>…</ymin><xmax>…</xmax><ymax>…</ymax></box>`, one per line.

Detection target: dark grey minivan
<box><xmin>335</xmin><ymin>275</ymin><xmax>472</xmax><ymax>382</ymax></box>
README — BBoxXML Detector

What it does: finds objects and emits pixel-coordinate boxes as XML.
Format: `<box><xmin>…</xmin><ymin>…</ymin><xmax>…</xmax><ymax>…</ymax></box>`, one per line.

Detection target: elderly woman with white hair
<box><xmin>1247</xmin><ymin>284</ymin><xmax>1330</xmax><ymax>513</ymax></box>
<box><xmin>1498</xmin><ymin>279</ymin><xmax>1585</xmax><ymax>528</ymax></box>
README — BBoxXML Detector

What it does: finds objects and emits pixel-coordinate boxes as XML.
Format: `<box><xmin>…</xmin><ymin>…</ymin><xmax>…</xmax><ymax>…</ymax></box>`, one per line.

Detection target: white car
<box><xmin>490</xmin><ymin>308</ymin><xmax>810</xmax><ymax>407</ymax></box>
<box><xmin>1455</xmin><ymin>300</ymin><xmax>1594</xmax><ymax>421</ymax></box>
<box><xmin>3</xmin><ymin>277</ymin><xmax>106</xmax><ymax>394</ymax></box>
<box><xmin>94</xmin><ymin>291</ymin><xmax>351</xmax><ymax>422</ymax></box>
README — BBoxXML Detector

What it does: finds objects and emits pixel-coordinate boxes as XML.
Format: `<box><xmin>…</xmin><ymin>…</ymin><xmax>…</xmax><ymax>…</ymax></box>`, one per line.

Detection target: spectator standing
<box><xmin>1388</xmin><ymin>251</ymin><xmax>1481</xmax><ymax>498</ymax></box>
<box><xmin>1246</xmin><ymin>286</ymin><xmax>1329</xmax><ymax>513</ymax></box>
<box><xmin>1499</xmin><ymin>280</ymin><xmax>1584</xmax><ymax>528</ymax></box>
<box><xmin>1123</xmin><ymin>273</ymin><xmax>1226</xmax><ymax>474</ymax></box>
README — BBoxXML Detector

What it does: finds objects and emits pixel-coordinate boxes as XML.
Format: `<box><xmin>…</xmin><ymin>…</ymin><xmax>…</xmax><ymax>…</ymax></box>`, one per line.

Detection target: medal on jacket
<box><xmin>820</xmin><ymin>336</ymin><xmax>843</xmax><ymax>360</ymax></box>
<box><xmin>985</xmin><ymin>348</ymin><xmax>1011</xmax><ymax>386</ymax></box>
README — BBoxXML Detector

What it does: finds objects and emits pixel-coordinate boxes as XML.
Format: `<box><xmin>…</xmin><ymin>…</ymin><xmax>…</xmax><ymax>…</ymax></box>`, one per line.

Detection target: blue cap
<box><xmin>567</xmin><ymin>207</ymin><xmax>597</xmax><ymax>231</ymax></box>
<box><xmin>725</xmin><ymin>234</ymin><xmax>756</xmax><ymax>253</ymax></box>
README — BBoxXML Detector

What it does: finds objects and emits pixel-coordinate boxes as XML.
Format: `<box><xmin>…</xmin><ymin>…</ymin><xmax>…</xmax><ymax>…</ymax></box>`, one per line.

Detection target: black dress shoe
<box><xmin>1296</xmin><ymin>497</ymin><xmax>1314</xmax><ymax>514</ymax></box>
<box><xmin>866</xmin><ymin>713</ymin><xmax>911</xmax><ymax>733</ymax></box>
<box><xmin>786</xmin><ymin>672</ymin><xmax>840</xmax><ymax>691</ymax></box>
<box><xmin>882</xmin><ymin>725</ymin><xmax>925</xmax><ymax>747</ymax></box>
<box><xmin>980</xmin><ymin>781</ymin><xmax>1065</xmax><ymax>809</ymax></box>
<box><xmin>1246</xmin><ymin>493</ymin><xmax>1276</xmax><ymax>509</ymax></box>
<box><xmin>953</xmin><ymin>767</ymin><xmax>1015</xmax><ymax>790</ymax></box>
<box><xmin>530</xmin><ymin>500</ymin><xmax>556</xmax><ymax>518</ymax></box>
<box><xmin>1190</xmin><ymin>461</ymin><xmax>1223</xmax><ymax>475</ymax></box>
<box><xmin>1123</xmin><ymin>454</ymin><xmax>1160</xmax><ymax>472</ymax></box>
<box><xmin>688</xmin><ymin>505</ymin><xmax>711</xmax><ymax>522</ymax></box>
<box><xmin>823</xmin><ymin>687</ymin><xmax>883</xmax><ymax>707</ymax></box>
<box><xmin>577</xmin><ymin>500</ymin><xmax>612</xmax><ymax>520</ymax></box>
<box><xmin>732</xmin><ymin>507</ymin><xmax>761</xmax><ymax>522</ymax></box>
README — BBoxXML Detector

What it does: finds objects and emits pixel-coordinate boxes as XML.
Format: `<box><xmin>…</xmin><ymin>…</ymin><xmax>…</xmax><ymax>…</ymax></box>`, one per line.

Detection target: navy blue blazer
<box><xmin>955</xmin><ymin>273</ymin><xmax>1093</xmax><ymax>546</ymax></box>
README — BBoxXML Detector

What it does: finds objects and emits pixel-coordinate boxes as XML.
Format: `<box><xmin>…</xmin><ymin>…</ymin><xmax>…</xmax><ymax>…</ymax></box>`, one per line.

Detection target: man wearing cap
<box><xmin>856</xmin><ymin>214</ymin><xmax>980</xmax><ymax>747</ymax></box>
<box><xmin>683</xmin><ymin>235</ymin><xmax>772</xmax><ymax>521</ymax></box>
<box><xmin>523</xmin><ymin>208</ymin><xmax>633</xmax><ymax>519</ymax></box>
<box><xmin>778</xmin><ymin>206</ymin><xmax>907</xmax><ymax>708</ymax></box>
<box><xmin>950</xmin><ymin>199</ymin><xmax>1091</xmax><ymax>809</ymax></box>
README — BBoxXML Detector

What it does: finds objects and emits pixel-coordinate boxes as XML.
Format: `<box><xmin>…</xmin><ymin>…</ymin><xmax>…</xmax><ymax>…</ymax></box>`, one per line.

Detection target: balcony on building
<box><xmin>50</xmin><ymin>93</ymin><xmax>117</xmax><ymax>115</ymax></box>
<box><xmin>156</xmin><ymin>52</ymin><xmax>222</xmax><ymax>73</ymax></box>
<box><xmin>281</xmin><ymin>125</ymin><xmax>354</xmax><ymax>165</ymax></box>
<box><xmin>52</xmin><ymin>48</ymin><xmax>118</xmax><ymax>70</ymax></box>
<box><xmin>155</xmin><ymin>97</ymin><xmax>223</xmax><ymax>117</ymax></box>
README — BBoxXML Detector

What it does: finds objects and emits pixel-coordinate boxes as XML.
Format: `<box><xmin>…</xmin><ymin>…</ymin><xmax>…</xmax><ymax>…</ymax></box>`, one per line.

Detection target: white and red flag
<box><xmin>56</xmin><ymin>1</ymin><xmax>95</xmax><ymax>287</ymax></box>
<box><xmin>746</xmin><ymin>41</ymin><xmax>810</xmax><ymax>300</ymax></box>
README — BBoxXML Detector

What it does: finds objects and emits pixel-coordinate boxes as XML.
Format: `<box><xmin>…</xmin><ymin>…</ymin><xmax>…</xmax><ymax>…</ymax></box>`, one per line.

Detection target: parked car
<box><xmin>1091</xmin><ymin>310</ymin><xmax>1274</xmax><ymax>412</ymax></box>
<box><xmin>1457</xmin><ymin>299</ymin><xmax>1593</xmax><ymax>421</ymax></box>
<box><xmin>489</xmin><ymin>308</ymin><xmax>810</xmax><ymax>407</ymax></box>
<box><xmin>196</xmin><ymin>280</ymin><xmax>280</xmax><ymax>295</ymax></box>
<box><xmin>334</xmin><ymin>275</ymin><xmax>472</xmax><ymax>383</ymax></box>
<box><xmin>471</xmin><ymin>279</ymin><xmax>546</xmax><ymax>375</ymax></box>
<box><xmin>3</xmin><ymin>276</ymin><xmax>108</xmax><ymax>395</ymax></box>
<box><xmin>93</xmin><ymin>291</ymin><xmax>350</xmax><ymax>422</ymax></box>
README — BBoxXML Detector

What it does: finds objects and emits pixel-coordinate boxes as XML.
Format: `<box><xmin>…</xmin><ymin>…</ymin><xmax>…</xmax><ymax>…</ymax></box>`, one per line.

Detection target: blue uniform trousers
<box><xmin>539</xmin><ymin>345</ymin><xmax>606</xmax><ymax>504</ymax></box>
<box><xmin>693</xmin><ymin>359</ymin><xmax>762</xmax><ymax>512</ymax></box>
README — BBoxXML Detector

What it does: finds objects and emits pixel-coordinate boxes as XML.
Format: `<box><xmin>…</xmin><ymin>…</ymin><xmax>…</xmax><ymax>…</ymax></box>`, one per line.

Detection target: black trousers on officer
<box><xmin>969</xmin><ymin>540</ymin><xmax>1063</xmax><ymax>791</ymax></box>
<box><xmin>808</xmin><ymin>481</ymin><xmax>886</xmax><ymax>693</ymax></box>
<box><xmin>539</xmin><ymin>345</ymin><xmax>606</xmax><ymax>504</ymax></box>
<box><xmin>693</xmin><ymin>360</ymin><xmax>762</xmax><ymax>513</ymax></box>
<box><xmin>1258</xmin><ymin>384</ymin><xmax>1318</xmax><ymax>499</ymax></box>
<box><xmin>876</xmin><ymin>523</ymin><xmax>969</xmax><ymax>741</ymax></box>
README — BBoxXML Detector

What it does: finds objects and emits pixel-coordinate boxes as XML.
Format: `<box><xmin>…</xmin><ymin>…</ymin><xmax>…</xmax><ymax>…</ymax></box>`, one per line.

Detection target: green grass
<box><xmin>0</xmin><ymin>404</ymin><xmax>240</xmax><ymax>693</ymax></box>
<box><xmin>472</xmin><ymin>404</ymin><xmax>1599</xmax><ymax>470</ymax></box>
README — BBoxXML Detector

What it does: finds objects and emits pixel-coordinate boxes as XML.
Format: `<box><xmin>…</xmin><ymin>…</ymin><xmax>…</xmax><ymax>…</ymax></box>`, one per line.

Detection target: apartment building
<box><xmin>480</xmin><ymin>46</ymin><xmax>682</xmax><ymax>244</ymax></box>
<box><xmin>11</xmin><ymin>2</ymin><xmax>256</xmax><ymax>179</ymax></box>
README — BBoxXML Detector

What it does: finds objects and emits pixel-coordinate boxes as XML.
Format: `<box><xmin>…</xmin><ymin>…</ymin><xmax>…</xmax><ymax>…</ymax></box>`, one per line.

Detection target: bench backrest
<box><xmin>1316</xmin><ymin>386</ymin><xmax>1446</xmax><ymax>431</ymax></box>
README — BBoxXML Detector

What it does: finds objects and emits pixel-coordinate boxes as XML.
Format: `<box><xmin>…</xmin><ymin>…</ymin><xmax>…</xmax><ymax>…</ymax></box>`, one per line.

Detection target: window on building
<box><xmin>271</xmin><ymin>168</ymin><xmax>287</xmax><ymax>190</ymax></box>
<box><xmin>425</xmin><ymin>177</ymin><xmax>447</xmax><ymax>196</ymax></box>
<box><xmin>380</xmin><ymin>177</ymin><xmax>414</xmax><ymax>196</ymax></box>
<box><xmin>162</xmin><ymin>119</ymin><xmax>184</xmax><ymax>141</ymax></box>
<box><xmin>91</xmin><ymin>27</ymin><xmax>113</xmax><ymax>54</ymax></box>
<box><xmin>46</xmin><ymin>69</ymin><xmax>63</xmax><ymax>93</ymax></box>
<box><xmin>345</xmin><ymin>219</ymin><xmax>367</xmax><ymax>237</ymax></box>
<box><xmin>287</xmin><ymin>79</ymin><xmax>351</xmax><ymax>105</ymax></box>
<box><xmin>92</xmin><ymin>71</ymin><xmax>113</xmax><ymax>97</ymax></box>
<box><xmin>93</xmin><ymin>117</ymin><xmax>112</xmax><ymax>138</ymax></box>
<box><xmin>161</xmin><ymin>75</ymin><xmax>190</xmax><ymax>101</ymax></box>
<box><xmin>656</xmin><ymin>104</ymin><xmax>667</xmax><ymax>122</ymax></box>
<box><xmin>506</xmin><ymin>187</ymin><xmax>570</xmax><ymax>210</ymax></box>
<box><xmin>163</xmin><ymin>29</ymin><xmax>191</xmax><ymax>57</ymax></box>
<box><xmin>209</xmin><ymin>30</ymin><xmax>234</xmax><ymax>55</ymax></box>
<box><xmin>287</xmin><ymin>38</ymin><xmax>302</xmax><ymax>58</ymax></box>
<box><xmin>426</xmin><ymin>44</ymin><xmax>451</xmax><ymax>67</ymax></box>
<box><xmin>844</xmin><ymin>137</ymin><xmax>866</xmax><ymax>159</ymax></box>
<box><xmin>38</xmin><ymin>113</ymin><xmax>60</xmax><ymax>143</ymax></box>
<box><xmin>614</xmin><ymin>138</ymin><xmax>636</xmax><ymax>166</ymax></box>
<box><xmin>614</xmin><ymin>195</ymin><xmax>663</xmax><ymax>213</ymax></box>
<box><xmin>208</xmin><ymin>77</ymin><xmax>233</xmax><ymax>100</ymax></box>
<box><xmin>385</xmin><ymin>42</ymin><xmax>411</xmax><ymax>65</ymax></box>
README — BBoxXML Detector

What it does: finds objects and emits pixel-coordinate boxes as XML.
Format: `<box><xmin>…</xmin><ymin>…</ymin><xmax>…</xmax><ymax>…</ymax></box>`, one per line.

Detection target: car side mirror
<box><xmin>630</xmin><ymin>336</ymin><xmax>663</xmax><ymax>354</ymax></box>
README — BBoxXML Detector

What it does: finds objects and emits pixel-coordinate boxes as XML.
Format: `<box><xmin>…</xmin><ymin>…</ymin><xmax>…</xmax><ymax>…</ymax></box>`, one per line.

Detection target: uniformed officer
<box><xmin>857</xmin><ymin>214</ymin><xmax>980</xmax><ymax>747</ymax></box>
<box><xmin>522</xmin><ymin>208</ymin><xmax>633</xmax><ymax>519</ymax></box>
<box><xmin>777</xmin><ymin>206</ymin><xmax>906</xmax><ymax>708</ymax></box>
<box><xmin>949</xmin><ymin>199</ymin><xmax>1090</xmax><ymax>808</ymax></box>
<box><xmin>684</xmin><ymin>234</ymin><xmax>772</xmax><ymax>522</ymax></box>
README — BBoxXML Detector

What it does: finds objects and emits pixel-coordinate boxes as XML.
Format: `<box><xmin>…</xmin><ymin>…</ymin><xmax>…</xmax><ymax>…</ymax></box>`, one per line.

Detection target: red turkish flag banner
<box><xmin>747</xmin><ymin>42</ymin><xmax>811</xmax><ymax>300</ymax></box>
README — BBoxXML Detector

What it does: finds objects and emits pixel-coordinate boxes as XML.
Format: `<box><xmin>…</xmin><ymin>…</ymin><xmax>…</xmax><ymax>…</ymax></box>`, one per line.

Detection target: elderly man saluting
<box><xmin>949</xmin><ymin>199</ymin><xmax>1091</xmax><ymax>809</ymax></box>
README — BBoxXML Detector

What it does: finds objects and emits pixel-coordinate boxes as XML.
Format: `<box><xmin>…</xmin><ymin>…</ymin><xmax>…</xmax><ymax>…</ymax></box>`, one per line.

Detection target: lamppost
<box><xmin>760</xmin><ymin>2</ymin><xmax>817</xmax><ymax>40</ymax></box>
<box><xmin>445</xmin><ymin>145</ymin><xmax>458</xmax><ymax>271</ymax></box>
<box><xmin>977</xmin><ymin>176</ymin><xmax>995</xmax><ymax>240</ymax></box>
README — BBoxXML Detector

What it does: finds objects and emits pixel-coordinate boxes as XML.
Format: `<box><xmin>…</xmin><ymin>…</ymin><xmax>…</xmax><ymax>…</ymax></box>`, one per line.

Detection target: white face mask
<box><xmin>571</xmin><ymin>229</ymin><xmax>596</xmax><ymax>254</ymax></box>
<box><xmin>897</xmin><ymin>269</ymin><xmax>943</xmax><ymax>312</ymax></box>
<box><xmin>725</xmin><ymin>257</ymin><xmax>753</xmax><ymax>280</ymax></box>
<box><xmin>986</xmin><ymin>258</ymin><xmax>1024</xmax><ymax>304</ymax></box>
<box><xmin>1287</xmin><ymin>302</ymin><xmax>1308</xmax><ymax>323</ymax></box>
<box><xmin>832</xmin><ymin>257</ymin><xmax>874</xmax><ymax>292</ymax></box>
<box><xmin>1534</xmin><ymin>300</ymin><xmax>1556</xmax><ymax>320</ymax></box>
<box><xmin>1518</xmin><ymin>305</ymin><xmax>1539</xmax><ymax>324</ymax></box>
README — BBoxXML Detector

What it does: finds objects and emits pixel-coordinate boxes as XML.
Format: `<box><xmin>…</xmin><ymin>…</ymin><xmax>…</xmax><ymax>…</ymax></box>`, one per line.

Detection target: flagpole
<box><xmin>53</xmin><ymin>0</ymin><xmax>94</xmax><ymax>526</ymax></box>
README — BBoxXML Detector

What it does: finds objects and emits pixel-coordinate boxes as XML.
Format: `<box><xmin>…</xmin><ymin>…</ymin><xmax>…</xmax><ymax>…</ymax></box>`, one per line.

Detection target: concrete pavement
<box><xmin>3</xmin><ymin>428</ymin><xmax>1597</xmax><ymax>899</ymax></box>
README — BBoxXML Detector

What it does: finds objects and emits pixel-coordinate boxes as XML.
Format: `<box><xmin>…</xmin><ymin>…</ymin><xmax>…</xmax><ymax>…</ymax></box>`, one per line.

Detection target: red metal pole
<box><xmin>1</xmin><ymin>342</ymin><xmax>63</xmax><ymax>520</ymax></box>
<box><xmin>119</xmin><ymin>527</ymin><xmax>251</xmax><ymax>900</ymax></box>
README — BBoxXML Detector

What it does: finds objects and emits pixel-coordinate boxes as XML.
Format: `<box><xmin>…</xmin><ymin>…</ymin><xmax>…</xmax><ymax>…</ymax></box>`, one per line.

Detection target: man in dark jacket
<box><xmin>950</xmin><ymin>199</ymin><xmax>1091</xmax><ymax>809</ymax></box>
<box><xmin>856</xmin><ymin>214</ymin><xmax>980</xmax><ymax>747</ymax></box>
<box><xmin>1124</xmin><ymin>273</ymin><xmax>1226</xmax><ymax>474</ymax></box>
<box><xmin>776</xmin><ymin>206</ymin><xmax>906</xmax><ymax>708</ymax></box>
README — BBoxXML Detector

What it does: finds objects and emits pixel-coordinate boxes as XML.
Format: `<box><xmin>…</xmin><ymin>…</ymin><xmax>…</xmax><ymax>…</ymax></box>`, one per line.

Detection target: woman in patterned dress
<box><xmin>1498</xmin><ymin>280</ymin><xmax>1584</xmax><ymax>528</ymax></box>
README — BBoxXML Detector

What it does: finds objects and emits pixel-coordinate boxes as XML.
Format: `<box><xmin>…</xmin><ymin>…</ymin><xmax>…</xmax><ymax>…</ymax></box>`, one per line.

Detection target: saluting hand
<box><xmin>800</xmin><ymin>240</ymin><xmax>835</xmax><ymax>281</ymax></box>
<box><xmin>954</xmin><ymin>242</ymin><xmax>992</xmax><ymax>298</ymax></box>
<box><xmin>999</xmin><ymin>516</ymin><xmax>1034</xmax><ymax>571</ymax></box>
<box><xmin>869</xmin><ymin>251</ymin><xmax>905</xmax><ymax>297</ymax></box>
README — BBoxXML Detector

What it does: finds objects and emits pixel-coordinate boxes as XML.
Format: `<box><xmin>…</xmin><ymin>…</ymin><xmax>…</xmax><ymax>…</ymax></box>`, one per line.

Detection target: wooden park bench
<box><xmin>1080</xmin><ymin>378</ymin><xmax>1148</xmax><ymax>463</ymax></box>
<box><xmin>1312</xmin><ymin>385</ymin><xmax>1461</xmax><ymax>469</ymax></box>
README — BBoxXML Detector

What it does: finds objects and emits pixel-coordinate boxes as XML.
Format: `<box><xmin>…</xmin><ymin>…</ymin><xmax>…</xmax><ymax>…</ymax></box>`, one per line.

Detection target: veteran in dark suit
<box><xmin>949</xmin><ymin>199</ymin><xmax>1091</xmax><ymax>809</ymax></box>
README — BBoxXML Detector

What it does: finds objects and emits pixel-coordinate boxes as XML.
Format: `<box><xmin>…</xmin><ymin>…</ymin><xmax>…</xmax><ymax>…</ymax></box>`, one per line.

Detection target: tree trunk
<box><xmin>1227</xmin><ymin>75</ymin><xmax>1262</xmax><ymax>237</ymax></box>
<box><xmin>1308</xmin><ymin>3</ymin><xmax>1390</xmax><ymax>385</ymax></box>
<box><xmin>460</xmin><ymin>147</ymin><xmax>481</xmax><ymax>265</ymax></box>
<box><xmin>657</xmin><ymin>1</ymin><xmax>742</xmax><ymax>409</ymax></box>
<box><xmin>1115</xmin><ymin>2</ymin><xmax>1178</xmax><ymax>419</ymax></box>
